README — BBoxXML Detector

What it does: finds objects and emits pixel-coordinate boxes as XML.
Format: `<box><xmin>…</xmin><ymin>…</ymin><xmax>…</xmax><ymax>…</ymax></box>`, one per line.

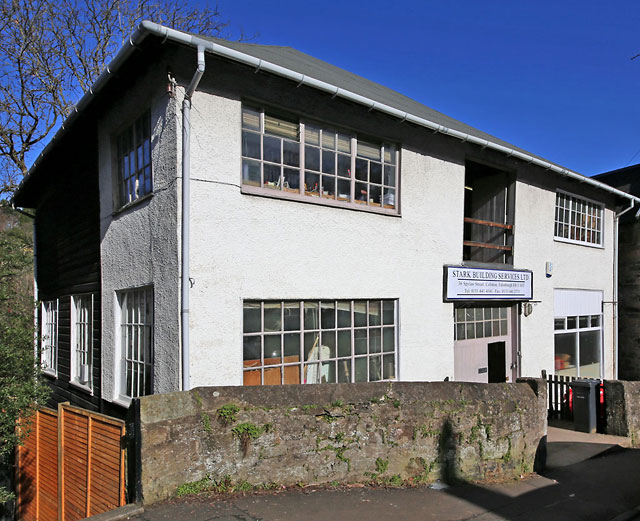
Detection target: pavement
<box><xmin>95</xmin><ymin>422</ymin><xmax>640</xmax><ymax>521</ymax></box>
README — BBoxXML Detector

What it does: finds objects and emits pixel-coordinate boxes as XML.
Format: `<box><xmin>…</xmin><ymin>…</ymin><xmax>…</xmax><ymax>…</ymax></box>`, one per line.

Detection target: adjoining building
<box><xmin>594</xmin><ymin>165</ymin><xmax>640</xmax><ymax>381</ymax></box>
<box><xmin>12</xmin><ymin>21</ymin><xmax>639</xmax><ymax>416</ymax></box>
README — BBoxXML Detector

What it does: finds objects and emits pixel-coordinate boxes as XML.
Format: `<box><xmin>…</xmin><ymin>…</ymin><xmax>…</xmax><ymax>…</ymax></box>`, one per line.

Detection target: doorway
<box><xmin>453</xmin><ymin>304</ymin><xmax>518</xmax><ymax>383</ymax></box>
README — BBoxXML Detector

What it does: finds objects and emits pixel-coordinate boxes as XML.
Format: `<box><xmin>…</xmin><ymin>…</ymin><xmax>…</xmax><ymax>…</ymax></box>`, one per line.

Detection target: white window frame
<box><xmin>241</xmin><ymin>105</ymin><xmax>400</xmax><ymax>216</ymax></box>
<box><xmin>41</xmin><ymin>299</ymin><xmax>58</xmax><ymax>376</ymax></box>
<box><xmin>71</xmin><ymin>294</ymin><xmax>93</xmax><ymax>392</ymax></box>
<box><xmin>116</xmin><ymin>110</ymin><xmax>152</xmax><ymax>209</ymax></box>
<box><xmin>554</xmin><ymin>190</ymin><xmax>604</xmax><ymax>248</ymax></box>
<box><xmin>114</xmin><ymin>287</ymin><xmax>153</xmax><ymax>405</ymax></box>
<box><xmin>554</xmin><ymin>314</ymin><xmax>603</xmax><ymax>379</ymax></box>
<box><xmin>242</xmin><ymin>300</ymin><xmax>398</xmax><ymax>386</ymax></box>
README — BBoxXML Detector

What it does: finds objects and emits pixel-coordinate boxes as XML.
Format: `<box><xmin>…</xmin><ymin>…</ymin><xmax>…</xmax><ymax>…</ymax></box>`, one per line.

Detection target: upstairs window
<box><xmin>41</xmin><ymin>300</ymin><xmax>58</xmax><ymax>375</ymax></box>
<box><xmin>241</xmin><ymin>106</ymin><xmax>398</xmax><ymax>213</ymax></box>
<box><xmin>554</xmin><ymin>192</ymin><xmax>603</xmax><ymax>246</ymax></box>
<box><xmin>116</xmin><ymin>111</ymin><xmax>151</xmax><ymax>207</ymax></box>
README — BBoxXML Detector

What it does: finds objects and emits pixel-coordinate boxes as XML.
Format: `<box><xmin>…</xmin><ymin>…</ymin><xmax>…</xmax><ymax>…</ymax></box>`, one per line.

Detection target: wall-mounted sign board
<box><xmin>444</xmin><ymin>266</ymin><xmax>533</xmax><ymax>301</ymax></box>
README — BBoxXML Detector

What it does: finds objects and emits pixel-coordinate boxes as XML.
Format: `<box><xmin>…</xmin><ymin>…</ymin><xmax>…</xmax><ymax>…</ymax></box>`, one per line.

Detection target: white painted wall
<box><xmin>98</xmin><ymin>69</ymin><xmax>181</xmax><ymax>404</ymax></box>
<box><xmin>513</xmin><ymin>178</ymin><xmax>615</xmax><ymax>379</ymax></box>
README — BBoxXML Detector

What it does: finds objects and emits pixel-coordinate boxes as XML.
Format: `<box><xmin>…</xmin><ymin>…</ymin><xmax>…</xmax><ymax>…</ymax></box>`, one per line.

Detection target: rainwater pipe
<box><xmin>612</xmin><ymin>199</ymin><xmax>637</xmax><ymax>380</ymax></box>
<box><xmin>181</xmin><ymin>45</ymin><xmax>205</xmax><ymax>391</ymax></box>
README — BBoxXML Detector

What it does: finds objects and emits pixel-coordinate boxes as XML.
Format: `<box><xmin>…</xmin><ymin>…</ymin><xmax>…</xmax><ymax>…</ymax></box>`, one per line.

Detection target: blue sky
<box><xmin>217</xmin><ymin>0</ymin><xmax>640</xmax><ymax>177</ymax></box>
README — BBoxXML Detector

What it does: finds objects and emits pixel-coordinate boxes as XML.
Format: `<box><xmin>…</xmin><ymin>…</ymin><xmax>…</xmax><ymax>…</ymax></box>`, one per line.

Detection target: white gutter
<box><xmin>612</xmin><ymin>199</ymin><xmax>636</xmax><ymax>379</ymax></box>
<box><xmin>138</xmin><ymin>21</ymin><xmax>640</xmax><ymax>206</ymax></box>
<box><xmin>181</xmin><ymin>45</ymin><xmax>205</xmax><ymax>392</ymax></box>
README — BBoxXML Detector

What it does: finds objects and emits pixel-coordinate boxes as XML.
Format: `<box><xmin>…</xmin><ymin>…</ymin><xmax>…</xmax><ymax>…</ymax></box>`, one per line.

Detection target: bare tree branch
<box><xmin>0</xmin><ymin>0</ymin><xmax>235</xmax><ymax>197</ymax></box>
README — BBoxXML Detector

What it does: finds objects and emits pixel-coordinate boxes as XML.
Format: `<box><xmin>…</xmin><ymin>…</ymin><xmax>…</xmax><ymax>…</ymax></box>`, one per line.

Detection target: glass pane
<box><xmin>354</xmin><ymin>329</ymin><xmax>367</xmax><ymax>354</ymax></box>
<box><xmin>384</xmin><ymin>144</ymin><xmax>396</xmax><ymax>164</ymax></box>
<box><xmin>337</xmin><ymin>301</ymin><xmax>351</xmax><ymax>328</ymax></box>
<box><xmin>567</xmin><ymin>316</ymin><xmax>577</xmax><ymax>329</ymax></box>
<box><xmin>383</xmin><ymin>327</ymin><xmax>395</xmax><ymax>352</ymax></box>
<box><xmin>579</xmin><ymin>330</ymin><xmax>601</xmax><ymax>378</ymax></box>
<box><xmin>283</xmin><ymin>140</ymin><xmax>300</xmax><ymax>167</ymax></box>
<box><xmin>492</xmin><ymin>321</ymin><xmax>500</xmax><ymax>336</ymax></box>
<box><xmin>264</xmin><ymin>163</ymin><xmax>281</xmax><ymax>189</ymax></box>
<box><xmin>384</xmin><ymin>165</ymin><xmax>395</xmax><ymax>186</ymax></box>
<box><xmin>321</xmin><ymin>331</ymin><xmax>336</xmax><ymax>358</ymax></box>
<box><xmin>243</xmin><ymin>369</ymin><xmax>261</xmax><ymax>386</ymax></box>
<box><xmin>283</xmin><ymin>168</ymin><xmax>300</xmax><ymax>191</ymax></box>
<box><xmin>358</xmin><ymin>141</ymin><xmax>380</xmax><ymax>161</ymax></box>
<box><xmin>242</xmin><ymin>131</ymin><xmax>260</xmax><ymax>159</ymax></box>
<box><xmin>484</xmin><ymin>308</ymin><xmax>491</xmax><ymax>320</ymax></box>
<box><xmin>370</xmin><ymin>162</ymin><xmax>382</xmax><ymax>184</ymax></box>
<box><xmin>484</xmin><ymin>322</ymin><xmax>492</xmax><ymax>337</ymax></box>
<box><xmin>369</xmin><ymin>301</ymin><xmax>381</xmax><ymax>326</ymax></box>
<box><xmin>265</xmin><ymin>114</ymin><xmax>298</xmax><ymax>140</ymax></box>
<box><xmin>321</xmin><ymin>301</ymin><xmax>335</xmax><ymax>329</ymax></box>
<box><xmin>500</xmin><ymin>320</ymin><xmax>508</xmax><ymax>335</ymax></box>
<box><xmin>554</xmin><ymin>318</ymin><xmax>565</xmax><ymax>330</ymax></box>
<box><xmin>264</xmin><ymin>302</ymin><xmax>281</xmax><ymax>332</ymax></box>
<box><xmin>500</xmin><ymin>307</ymin><xmax>507</xmax><ymax>319</ymax></box>
<box><xmin>305</xmin><ymin>172</ymin><xmax>320</xmax><ymax>195</ymax></box>
<box><xmin>466</xmin><ymin>323</ymin><xmax>475</xmax><ymax>340</ymax></box>
<box><xmin>305</xmin><ymin>145</ymin><xmax>320</xmax><ymax>171</ymax></box>
<box><xmin>337</xmin><ymin>153</ymin><xmax>351</xmax><ymax>177</ymax></box>
<box><xmin>383</xmin><ymin>188</ymin><xmax>395</xmax><ymax>208</ymax></box>
<box><xmin>554</xmin><ymin>332</ymin><xmax>577</xmax><ymax>376</ymax></box>
<box><xmin>475</xmin><ymin>323</ymin><xmax>483</xmax><ymax>338</ymax></box>
<box><xmin>337</xmin><ymin>134</ymin><xmax>351</xmax><ymax>153</ymax></box>
<box><xmin>321</xmin><ymin>130</ymin><xmax>335</xmax><ymax>149</ymax></box>
<box><xmin>455</xmin><ymin>308</ymin><xmax>465</xmax><ymax>322</ymax></box>
<box><xmin>369</xmin><ymin>356</ymin><xmax>382</xmax><ymax>381</ymax></box>
<box><xmin>305</xmin><ymin>125</ymin><xmax>320</xmax><ymax>146</ymax></box>
<box><xmin>337</xmin><ymin>179</ymin><xmax>350</xmax><ymax>201</ymax></box>
<box><xmin>322</xmin><ymin>150</ymin><xmax>336</xmax><ymax>175</ymax></box>
<box><xmin>456</xmin><ymin>323</ymin><xmax>465</xmax><ymax>340</ymax></box>
<box><xmin>321</xmin><ymin>175</ymin><xmax>335</xmax><ymax>198</ymax></box>
<box><xmin>242</xmin><ymin>107</ymin><xmax>260</xmax><ymax>130</ymax></box>
<box><xmin>283</xmin><ymin>333</ymin><xmax>300</xmax><ymax>358</ymax></box>
<box><xmin>369</xmin><ymin>328</ymin><xmax>381</xmax><ymax>353</ymax></box>
<box><xmin>465</xmin><ymin>308</ymin><xmax>474</xmax><ymax>321</ymax></box>
<box><xmin>304</xmin><ymin>332</ymin><xmax>320</xmax><ymax>360</ymax></box>
<box><xmin>304</xmin><ymin>302</ymin><xmax>319</xmax><ymax>329</ymax></box>
<box><xmin>243</xmin><ymin>336</ymin><xmax>261</xmax><ymax>362</ymax></box>
<box><xmin>304</xmin><ymin>362</ymin><xmax>321</xmax><ymax>384</ymax></box>
<box><xmin>263</xmin><ymin>135</ymin><xmax>281</xmax><ymax>163</ymax></box>
<box><xmin>355</xmin><ymin>182</ymin><xmax>368</xmax><ymax>203</ymax></box>
<box><xmin>264</xmin><ymin>335</ymin><xmax>281</xmax><ymax>365</ymax></box>
<box><xmin>383</xmin><ymin>354</ymin><xmax>395</xmax><ymax>379</ymax></box>
<box><xmin>382</xmin><ymin>301</ymin><xmax>394</xmax><ymax>325</ymax></box>
<box><xmin>591</xmin><ymin>315</ymin><xmax>601</xmax><ymax>327</ymax></box>
<box><xmin>284</xmin><ymin>302</ymin><xmax>300</xmax><ymax>331</ymax></box>
<box><xmin>320</xmin><ymin>361</ymin><xmax>336</xmax><ymax>383</ymax></box>
<box><xmin>354</xmin><ymin>357</ymin><xmax>367</xmax><ymax>382</ymax></box>
<box><xmin>338</xmin><ymin>330</ymin><xmax>351</xmax><ymax>357</ymax></box>
<box><xmin>369</xmin><ymin>185</ymin><xmax>381</xmax><ymax>206</ymax></box>
<box><xmin>243</xmin><ymin>303</ymin><xmax>261</xmax><ymax>333</ymax></box>
<box><xmin>354</xmin><ymin>301</ymin><xmax>367</xmax><ymax>327</ymax></box>
<box><xmin>579</xmin><ymin>316</ymin><xmax>589</xmax><ymax>328</ymax></box>
<box><xmin>242</xmin><ymin>159</ymin><xmax>261</xmax><ymax>186</ymax></box>
<box><xmin>355</xmin><ymin>158</ymin><xmax>368</xmax><ymax>181</ymax></box>
<box><xmin>338</xmin><ymin>359</ymin><xmax>351</xmax><ymax>383</ymax></box>
<box><xmin>475</xmin><ymin>308</ymin><xmax>484</xmax><ymax>320</ymax></box>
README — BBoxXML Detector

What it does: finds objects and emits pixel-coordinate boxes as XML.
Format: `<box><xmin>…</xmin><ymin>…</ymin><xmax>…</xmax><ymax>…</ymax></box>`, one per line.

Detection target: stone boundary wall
<box><xmin>137</xmin><ymin>379</ymin><xmax>547</xmax><ymax>504</ymax></box>
<box><xmin>605</xmin><ymin>380</ymin><xmax>640</xmax><ymax>446</ymax></box>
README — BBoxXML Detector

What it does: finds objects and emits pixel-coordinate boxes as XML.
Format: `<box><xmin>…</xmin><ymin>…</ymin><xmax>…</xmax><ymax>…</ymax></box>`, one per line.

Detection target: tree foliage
<box><xmin>0</xmin><ymin>202</ymin><xmax>49</xmax><ymax>501</ymax></box>
<box><xmin>0</xmin><ymin>0</ymin><xmax>231</xmax><ymax>197</ymax></box>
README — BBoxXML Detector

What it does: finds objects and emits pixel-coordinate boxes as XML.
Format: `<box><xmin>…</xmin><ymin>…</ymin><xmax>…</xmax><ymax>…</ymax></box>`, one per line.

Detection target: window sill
<box><xmin>112</xmin><ymin>191</ymin><xmax>154</xmax><ymax>217</ymax></box>
<box><xmin>241</xmin><ymin>185</ymin><xmax>401</xmax><ymax>217</ymax></box>
<box><xmin>553</xmin><ymin>237</ymin><xmax>604</xmax><ymax>249</ymax></box>
<box><xmin>41</xmin><ymin>368</ymin><xmax>57</xmax><ymax>378</ymax></box>
<box><xmin>69</xmin><ymin>380</ymin><xmax>93</xmax><ymax>395</ymax></box>
<box><xmin>112</xmin><ymin>395</ymin><xmax>132</xmax><ymax>408</ymax></box>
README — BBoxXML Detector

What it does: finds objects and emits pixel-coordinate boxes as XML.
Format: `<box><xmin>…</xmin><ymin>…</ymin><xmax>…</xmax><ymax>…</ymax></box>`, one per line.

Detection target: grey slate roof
<box><xmin>197</xmin><ymin>35</ymin><xmax>555</xmax><ymax>166</ymax></box>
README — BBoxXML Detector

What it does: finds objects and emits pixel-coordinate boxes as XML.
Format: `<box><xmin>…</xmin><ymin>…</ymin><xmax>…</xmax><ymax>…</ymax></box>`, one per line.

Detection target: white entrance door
<box><xmin>454</xmin><ymin>305</ymin><xmax>515</xmax><ymax>383</ymax></box>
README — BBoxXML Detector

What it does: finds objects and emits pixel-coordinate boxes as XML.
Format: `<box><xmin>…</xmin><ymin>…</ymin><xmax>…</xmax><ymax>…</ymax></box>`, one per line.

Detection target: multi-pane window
<box><xmin>241</xmin><ymin>106</ymin><xmax>398</xmax><ymax>212</ymax></box>
<box><xmin>116</xmin><ymin>111</ymin><xmax>151</xmax><ymax>206</ymax></box>
<box><xmin>117</xmin><ymin>288</ymin><xmax>153</xmax><ymax>400</ymax></box>
<box><xmin>554</xmin><ymin>314</ymin><xmax>602</xmax><ymax>378</ymax></box>
<box><xmin>243</xmin><ymin>300</ymin><xmax>397</xmax><ymax>386</ymax></box>
<box><xmin>72</xmin><ymin>295</ymin><xmax>93</xmax><ymax>388</ymax></box>
<box><xmin>454</xmin><ymin>306</ymin><xmax>508</xmax><ymax>341</ymax></box>
<box><xmin>41</xmin><ymin>300</ymin><xmax>58</xmax><ymax>374</ymax></box>
<box><xmin>554</xmin><ymin>192</ymin><xmax>603</xmax><ymax>246</ymax></box>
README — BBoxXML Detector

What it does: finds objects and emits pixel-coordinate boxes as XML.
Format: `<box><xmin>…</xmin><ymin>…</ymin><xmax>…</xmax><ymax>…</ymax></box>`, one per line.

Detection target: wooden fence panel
<box><xmin>16</xmin><ymin>403</ymin><xmax>125</xmax><ymax>521</ymax></box>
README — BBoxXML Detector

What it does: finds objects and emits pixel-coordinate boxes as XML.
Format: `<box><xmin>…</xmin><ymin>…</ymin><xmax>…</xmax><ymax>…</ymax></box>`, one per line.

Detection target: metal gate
<box><xmin>16</xmin><ymin>403</ymin><xmax>126</xmax><ymax>521</ymax></box>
